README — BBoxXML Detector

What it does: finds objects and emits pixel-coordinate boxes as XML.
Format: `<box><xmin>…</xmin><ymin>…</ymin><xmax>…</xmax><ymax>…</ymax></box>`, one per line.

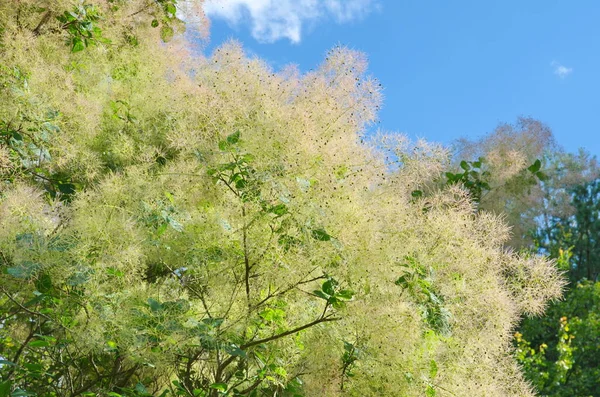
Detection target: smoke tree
<box><xmin>0</xmin><ymin>1</ymin><xmax>563</xmax><ymax>396</ymax></box>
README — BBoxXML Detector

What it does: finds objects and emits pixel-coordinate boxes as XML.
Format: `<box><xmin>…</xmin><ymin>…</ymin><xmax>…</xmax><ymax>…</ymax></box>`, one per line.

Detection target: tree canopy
<box><xmin>0</xmin><ymin>2</ymin><xmax>564</xmax><ymax>396</ymax></box>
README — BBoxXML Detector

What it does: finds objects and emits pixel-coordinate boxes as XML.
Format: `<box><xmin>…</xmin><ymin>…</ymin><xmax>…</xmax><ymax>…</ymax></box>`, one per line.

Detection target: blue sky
<box><xmin>196</xmin><ymin>0</ymin><xmax>600</xmax><ymax>156</ymax></box>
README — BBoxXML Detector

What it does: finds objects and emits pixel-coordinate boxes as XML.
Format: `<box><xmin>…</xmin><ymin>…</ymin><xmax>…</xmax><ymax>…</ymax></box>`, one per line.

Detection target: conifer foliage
<box><xmin>0</xmin><ymin>2</ymin><xmax>563</xmax><ymax>396</ymax></box>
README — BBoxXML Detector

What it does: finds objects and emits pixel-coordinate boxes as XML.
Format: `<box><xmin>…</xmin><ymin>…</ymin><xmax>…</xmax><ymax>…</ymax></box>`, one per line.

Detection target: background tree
<box><xmin>452</xmin><ymin>120</ymin><xmax>600</xmax><ymax>396</ymax></box>
<box><xmin>0</xmin><ymin>1</ymin><xmax>564</xmax><ymax>396</ymax></box>
<box><xmin>515</xmin><ymin>152</ymin><xmax>600</xmax><ymax>396</ymax></box>
<box><xmin>452</xmin><ymin>117</ymin><xmax>556</xmax><ymax>248</ymax></box>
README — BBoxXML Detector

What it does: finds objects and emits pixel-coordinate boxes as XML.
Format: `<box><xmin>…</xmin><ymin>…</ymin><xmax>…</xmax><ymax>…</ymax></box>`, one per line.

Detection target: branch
<box><xmin>215</xmin><ymin>311</ymin><xmax>339</xmax><ymax>383</ymax></box>
<box><xmin>127</xmin><ymin>1</ymin><xmax>155</xmax><ymax>18</ymax></box>
<box><xmin>431</xmin><ymin>383</ymin><xmax>458</xmax><ymax>397</ymax></box>
<box><xmin>32</xmin><ymin>10</ymin><xmax>52</xmax><ymax>36</ymax></box>
<box><xmin>237</xmin><ymin>377</ymin><xmax>264</xmax><ymax>395</ymax></box>
<box><xmin>0</xmin><ymin>249</ymin><xmax>9</xmax><ymax>266</ymax></box>
<box><xmin>250</xmin><ymin>224</ymin><xmax>275</xmax><ymax>269</ymax></box>
<box><xmin>249</xmin><ymin>272</ymin><xmax>327</xmax><ymax>312</ymax></box>
<box><xmin>1</xmin><ymin>289</ymin><xmax>55</xmax><ymax>323</ymax></box>
<box><xmin>218</xmin><ymin>175</ymin><xmax>241</xmax><ymax>198</ymax></box>
<box><xmin>163</xmin><ymin>262</ymin><xmax>213</xmax><ymax>318</ymax></box>
<box><xmin>5</xmin><ymin>324</ymin><xmax>35</xmax><ymax>380</ymax></box>
<box><xmin>240</xmin><ymin>313</ymin><xmax>339</xmax><ymax>350</ymax></box>
<box><xmin>183</xmin><ymin>351</ymin><xmax>201</xmax><ymax>393</ymax></box>
<box><xmin>242</xmin><ymin>205</ymin><xmax>251</xmax><ymax>308</ymax></box>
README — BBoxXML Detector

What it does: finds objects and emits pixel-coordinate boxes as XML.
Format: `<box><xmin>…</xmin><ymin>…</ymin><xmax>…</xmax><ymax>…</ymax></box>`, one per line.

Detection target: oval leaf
<box><xmin>311</xmin><ymin>228</ymin><xmax>331</xmax><ymax>241</ymax></box>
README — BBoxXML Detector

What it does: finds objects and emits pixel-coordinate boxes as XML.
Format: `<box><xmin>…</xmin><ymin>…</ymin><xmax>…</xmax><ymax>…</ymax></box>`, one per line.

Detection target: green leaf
<box><xmin>15</xmin><ymin>233</ymin><xmax>35</xmax><ymax>247</ymax></box>
<box><xmin>223</xmin><ymin>344</ymin><xmax>247</xmax><ymax>358</ymax></box>
<box><xmin>6</xmin><ymin>262</ymin><xmax>41</xmax><ymax>279</ymax></box>
<box><xmin>322</xmin><ymin>279</ymin><xmax>337</xmax><ymax>296</ymax></box>
<box><xmin>156</xmin><ymin>222</ymin><xmax>168</xmax><ymax>236</ymax></box>
<box><xmin>460</xmin><ymin>160</ymin><xmax>470</xmax><ymax>171</ymax></box>
<box><xmin>311</xmin><ymin>228</ymin><xmax>331</xmax><ymax>241</ymax></box>
<box><xmin>313</xmin><ymin>290</ymin><xmax>329</xmax><ymax>300</ymax></box>
<box><xmin>60</xmin><ymin>11</ymin><xmax>76</xmax><ymax>22</ymax></box>
<box><xmin>269</xmin><ymin>204</ymin><xmax>288</xmax><ymax>216</ymax></box>
<box><xmin>106</xmin><ymin>267</ymin><xmax>124</xmax><ymax>277</ymax></box>
<box><xmin>29</xmin><ymin>339</ymin><xmax>50</xmax><ymax>348</ymax></box>
<box><xmin>135</xmin><ymin>382</ymin><xmax>150</xmax><ymax>395</ymax></box>
<box><xmin>106</xmin><ymin>340</ymin><xmax>118</xmax><ymax>349</ymax></box>
<box><xmin>528</xmin><ymin>159</ymin><xmax>542</xmax><ymax>173</ymax></box>
<box><xmin>167</xmin><ymin>216</ymin><xmax>183</xmax><ymax>232</ymax></box>
<box><xmin>11</xmin><ymin>131</ymin><xmax>23</xmax><ymax>141</ymax></box>
<box><xmin>11</xmin><ymin>390</ymin><xmax>36</xmax><ymax>397</ymax></box>
<box><xmin>411</xmin><ymin>190</ymin><xmax>423</xmax><ymax>198</ymax></box>
<box><xmin>278</xmin><ymin>235</ymin><xmax>300</xmax><ymax>251</ymax></box>
<box><xmin>35</xmin><ymin>273</ymin><xmax>52</xmax><ymax>293</ymax></box>
<box><xmin>260</xmin><ymin>307</ymin><xmax>285</xmax><ymax>323</ymax></box>
<box><xmin>343</xmin><ymin>341</ymin><xmax>355</xmax><ymax>353</ymax></box>
<box><xmin>71</xmin><ymin>37</ymin><xmax>85</xmax><ymax>53</ymax></box>
<box><xmin>207</xmin><ymin>168</ymin><xmax>218</xmax><ymax>178</ymax></box>
<box><xmin>148</xmin><ymin>298</ymin><xmax>163</xmax><ymax>312</ymax></box>
<box><xmin>0</xmin><ymin>381</ymin><xmax>10</xmax><ymax>396</ymax></box>
<box><xmin>80</xmin><ymin>21</ymin><xmax>92</xmax><ymax>32</ymax></box>
<box><xmin>218</xmin><ymin>162</ymin><xmax>236</xmax><ymax>171</ymax></box>
<box><xmin>336</xmin><ymin>289</ymin><xmax>354</xmax><ymax>300</ymax></box>
<box><xmin>23</xmin><ymin>363</ymin><xmax>43</xmax><ymax>372</ymax></box>
<box><xmin>241</xmin><ymin>153</ymin><xmax>255</xmax><ymax>163</ymax></box>
<box><xmin>226</xmin><ymin>130</ymin><xmax>240</xmax><ymax>144</ymax></box>
<box><xmin>445</xmin><ymin>172</ymin><xmax>457</xmax><ymax>182</ymax></box>
<box><xmin>395</xmin><ymin>275</ymin><xmax>409</xmax><ymax>287</ymax></box>
<box><xmin>209</xmin><ymin>383</ymin><xmax>227</xmax><ymax>392</ymax></box>
<box><xmin>160</xmin><ymin>25</ymin><xmax>174</xmax><ymax>42</ymax></box>
<box><xmin>67</xmin><ymin>269</ymin><xmax>91</xmax><ymax>286</ymax></box>
<box><xmin>201</xmin><ymin>317</ymin><xmax>224</xmax><ymax>328</ymax></box>
<box><xmin>234</xmin><ymin>179</ymin><xmax>247</xmax><ymax>189</ymax></box>
<box><xmin>429</xmin><ymin>359</ymin><xmax>438</xmax><ymax>378</ymax></box>
<box><xmin>151</xmin><ymin>19</ymin><xmax>159</xmax><ymax>28</ymax></box>
<box><xmin>329</xmin><ymin>297</ymin><xmax>345</xmax><ymax>309</ymax></box>
<box><xmin>0</xmin><ymin>360</ymin><xmax>16</xmax><ymax>366</ymax></box>
<box><xmin>425</xmin><ymin>385</ymin><xmax>436</xmax><ymax>397</ymax></box>
<box><xmin>97</xmin><ymin>35</ymin><xmax>111</xmax><ymax>44</ymax></box>
<box><xmin>218</xmin><ymin>140</ymin><xmax>228</xmax><ymax>151</ymax></box>
<box><xmin>535</xmin><ymin>171</ymin><xmax>548</xmax><ymax>181</ymax></box>
<box><xmin>165</xmin><ymin>3</ymin><xmax>177</xmax><ymax>16</ymax></box>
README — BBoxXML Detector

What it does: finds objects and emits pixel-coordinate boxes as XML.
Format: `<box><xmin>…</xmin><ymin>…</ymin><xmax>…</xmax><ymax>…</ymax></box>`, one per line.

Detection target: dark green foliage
<box><xmin>395</xmin><ymin>256</ymin><xmax>450</xmax><ymax>336</ymax></box>
<box><xmin>0</xmin><ymin>69</ymin><xmax>79</xmax><ymax>201</ymax></box>
<box><xmin>444</xmin><ymin>157</ymin><xmax>491</xmax><ymax>203</ymax></box>
<box><xmin>412</xmin><ymin>156</ymin><xmax>544</xmax><ymax>207</ymax></box>
<box><xmin>312</xmin><ymin>277</ymin><xmax>354</xmax><ymax>310</ymax></box>
<box><xmin>517</xmin><ymin>176</ymin><xmax>600</xmax><ymax>396</ymax></box>
<box><xmin>536</xmin><ymin>179</ymin><xmax>600</xmax><ymax>282</ymax></box>
<box><xmin>149</xmin><ymin>0</ymin><xmax>185</xmax><ymax>43</ymax></box>
<box><xmin>517</xmin><ymin>281</ymin><xmax>600</xmax><ymax>396</ymax></box>
<box><xmin>56</xmin><ymin>3</ymin><xmax>110</xmax><ymax>52</ymax></box>
<box><xmin>339</xmin><ymin>341</ymin><xmax>361</xmax><ymax>391</ymax></box>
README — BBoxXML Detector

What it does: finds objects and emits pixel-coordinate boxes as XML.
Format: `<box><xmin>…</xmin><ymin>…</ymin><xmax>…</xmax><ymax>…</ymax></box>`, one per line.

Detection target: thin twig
<box><xmin>1</xmin><ymin>288</ymin><xmax>54</xmax><ymax>323</ymax></box>
<box><xmin>32</xmin><ymin>10</ymin><xmax>52</xmax><ymax>36</ymax></box>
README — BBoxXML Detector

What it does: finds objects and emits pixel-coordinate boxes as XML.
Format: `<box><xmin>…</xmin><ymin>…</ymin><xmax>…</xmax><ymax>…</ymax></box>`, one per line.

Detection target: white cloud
<box><xmin>551</xmin><ymin>61</ymin><xmax>573</xmax><ymax>79</ymax></box>
<box><xmin>203</xmin><ymin>0</ymin><xmax>377</xmax><ymax>43</ymax></box>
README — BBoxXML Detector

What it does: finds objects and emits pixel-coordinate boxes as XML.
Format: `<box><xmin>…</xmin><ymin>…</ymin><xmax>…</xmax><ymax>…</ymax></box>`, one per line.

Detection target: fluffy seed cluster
<box><xmin>0</xmin><ymin>2</ymin><xmax>563</xmax><ymax>396</ymax></box>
